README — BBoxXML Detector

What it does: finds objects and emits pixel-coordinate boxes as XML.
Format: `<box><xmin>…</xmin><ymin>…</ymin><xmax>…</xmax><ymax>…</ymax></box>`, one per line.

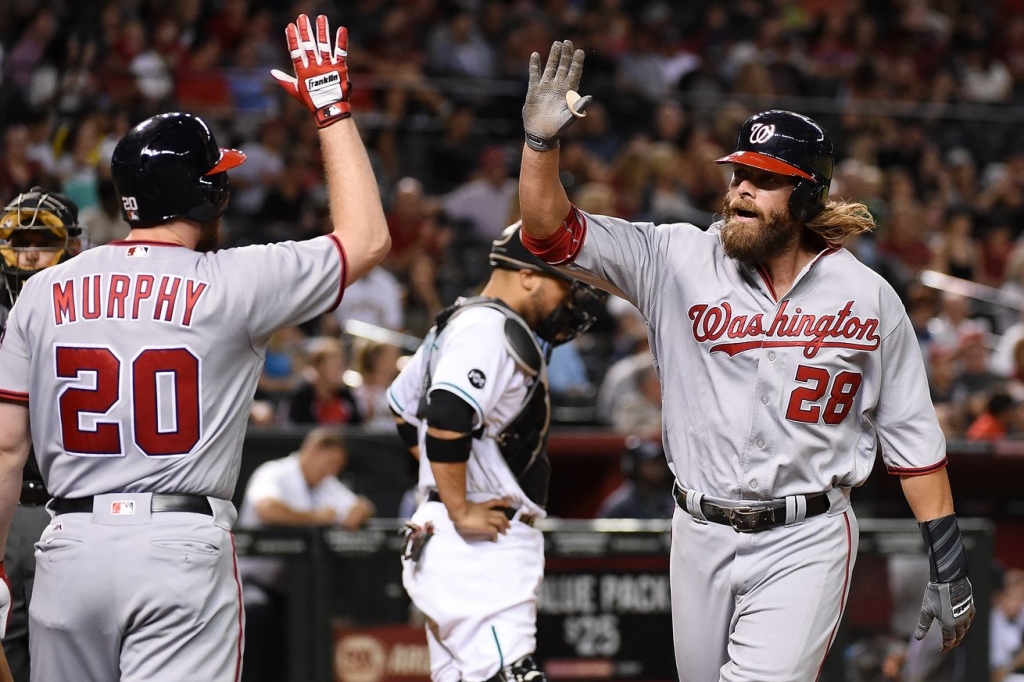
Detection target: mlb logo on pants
<box><xmin>111</xmin><ymin>500</ymin><xmax>136</xmax><ymax>516</ymax></box>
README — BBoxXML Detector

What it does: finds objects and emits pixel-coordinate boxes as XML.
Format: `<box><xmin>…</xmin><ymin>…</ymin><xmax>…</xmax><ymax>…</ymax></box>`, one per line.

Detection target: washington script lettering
<box><xmin>687</xmin><ymin>300</ymin><xmax>880</xmax><ymax>358</ymax></box>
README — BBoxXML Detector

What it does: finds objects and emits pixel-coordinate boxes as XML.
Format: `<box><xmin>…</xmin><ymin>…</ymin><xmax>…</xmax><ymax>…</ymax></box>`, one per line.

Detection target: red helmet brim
<box><xmin>714</xmin><ymin>151</ymin><xmax>815</xmax><ymax>181</ymax></box>
<box><xmin>206</xmin><ymin>148</ymin><xmax>247</xmax><ymax>175</ymax></box>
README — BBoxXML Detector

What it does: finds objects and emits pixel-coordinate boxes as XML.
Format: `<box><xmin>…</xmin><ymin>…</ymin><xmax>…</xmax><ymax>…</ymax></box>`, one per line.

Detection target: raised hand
<box><xmin>271</xmin><ymin>14</ymin><xmax>352</xmax><ymax>128</ymax></box>
<box><xmin>522</xmin><ymin>40</ymin><xmax>593</xmax><ymax>151</ymax></box>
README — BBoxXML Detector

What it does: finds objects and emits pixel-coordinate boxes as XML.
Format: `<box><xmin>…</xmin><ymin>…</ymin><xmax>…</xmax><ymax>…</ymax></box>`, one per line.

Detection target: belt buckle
<box><xmin>722</xmin><ymin>506</ymin><xmax>763</xmax><ymax>533</ymax></box>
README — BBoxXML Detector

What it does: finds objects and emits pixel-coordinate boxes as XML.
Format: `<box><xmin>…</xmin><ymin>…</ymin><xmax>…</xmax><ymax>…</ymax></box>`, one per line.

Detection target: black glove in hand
<box><xmin>915</xmin><ymin>577</ymin><xmax>975</xmax><ymax>651</ymax></box>
<box><xmin>523</xmin><ymin>40</ymin><xmax>593</xmax><ymax>151</ymax></box>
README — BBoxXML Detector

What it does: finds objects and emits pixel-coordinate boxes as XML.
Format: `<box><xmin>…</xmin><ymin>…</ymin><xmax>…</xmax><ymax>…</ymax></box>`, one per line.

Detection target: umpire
<box><xmin>0</xmin><ymin>187</ymin><xmax>82</xmax><ymax>681</ymax></box>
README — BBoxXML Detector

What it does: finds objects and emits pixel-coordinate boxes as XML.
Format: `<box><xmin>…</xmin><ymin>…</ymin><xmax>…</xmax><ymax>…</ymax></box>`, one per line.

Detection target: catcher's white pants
<box><xmin>402</xmin><ymin>500</ymin><xmax>544</xmax><ymax>682</ymax></box>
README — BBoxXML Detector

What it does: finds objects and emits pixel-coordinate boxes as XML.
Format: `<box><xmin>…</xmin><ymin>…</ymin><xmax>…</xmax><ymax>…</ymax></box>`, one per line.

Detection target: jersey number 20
<box><xmin>56</xmin><ymin>345</ymin><xmax>200</xmax><ymax>457</ymax></box>
<box><xmin>785</xmin><ymin>365</ymin><xmax>862</xmax><ymax>425</ymax></box>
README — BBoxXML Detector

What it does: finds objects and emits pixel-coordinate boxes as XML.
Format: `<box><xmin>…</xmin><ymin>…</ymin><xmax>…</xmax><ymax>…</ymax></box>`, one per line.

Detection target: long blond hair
<box><xmin>805</xmin><ymin>200</ymin><xmax>877</xmax><ymax>246</ymax></box>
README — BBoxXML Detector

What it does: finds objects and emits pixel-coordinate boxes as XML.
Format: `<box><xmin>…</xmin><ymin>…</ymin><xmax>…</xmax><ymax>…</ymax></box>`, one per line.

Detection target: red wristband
<box><xmin>521</xmin><ymin>206</ymin><xmax>587</xmax><ymax>266</ymax></box>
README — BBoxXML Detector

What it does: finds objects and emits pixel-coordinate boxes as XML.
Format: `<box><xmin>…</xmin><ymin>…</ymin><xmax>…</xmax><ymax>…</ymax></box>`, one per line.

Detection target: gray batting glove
<box><xmin>914</xmin><ymin>577</ymin><xmax>975</xmax><ymax>651</ymax></box>
<box><xmin>523</xmin><ymin>40</ymin><xmax>593</xmax><ymax>151</ymax></box>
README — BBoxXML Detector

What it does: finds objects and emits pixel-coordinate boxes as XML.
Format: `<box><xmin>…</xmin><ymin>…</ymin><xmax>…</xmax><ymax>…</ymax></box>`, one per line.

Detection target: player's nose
<box><xmin>18</xmin><ymin>251</ymin><xmax>40</xmax><ymax>268</ymax></box>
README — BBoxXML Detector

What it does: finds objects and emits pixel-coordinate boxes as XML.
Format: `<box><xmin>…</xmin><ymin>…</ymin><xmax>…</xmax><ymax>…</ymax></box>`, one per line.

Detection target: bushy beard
<box><xmin>195</xmin><ymin>218</ymin><xmax>221</xmax><ymax>253</ymax></box>
<box><xmin>720</xmin><ymin>195</ymin><xmax>799</xmax><ymax>264</ymax></box>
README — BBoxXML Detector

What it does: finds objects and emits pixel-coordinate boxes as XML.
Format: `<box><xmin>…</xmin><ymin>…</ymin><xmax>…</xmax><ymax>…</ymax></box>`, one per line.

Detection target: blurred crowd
<box><xmin>6</xmin><ymin>0</ymin><xmax>1024</xmax><ymax>439</ymax></box>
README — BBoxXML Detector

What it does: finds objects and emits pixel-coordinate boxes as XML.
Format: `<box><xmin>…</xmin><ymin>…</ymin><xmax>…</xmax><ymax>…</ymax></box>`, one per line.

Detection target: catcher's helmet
<box><xmin>490</xmin><ymin>223</ymin><xmax>605</xmax><ymax>345</ymax></box>
<box><xmin>110</xmin><ymin>112</ymin><xmax>246</xmax><ymax>226</ymax></box>
<box><xmin>0</xmin><ymin>187</ymin><xmax>82</xmax><ymax>304</ymax></box>
<box><xmin>715</xmin><ymin>110</ymin><xmax>834</xmax><ymax>222</ymax></box>
<box><xmin>490</xmin><ymin>222</ymin><xmax>574</xmax><ymax>281</ymax></box>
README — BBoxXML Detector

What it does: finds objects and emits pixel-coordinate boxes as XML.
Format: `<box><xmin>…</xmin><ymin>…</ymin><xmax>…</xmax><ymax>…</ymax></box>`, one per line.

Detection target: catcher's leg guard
<box><xmin>483</xmin><ymin>654</ymin><xmax>546</xmax><ymax>682</ymax></box>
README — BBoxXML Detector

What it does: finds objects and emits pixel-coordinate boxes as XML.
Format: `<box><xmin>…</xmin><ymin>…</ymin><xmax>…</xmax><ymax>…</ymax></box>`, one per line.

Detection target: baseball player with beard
<box><xmin>517</xmin><ymin>41</ymin><xmax>975</xmax><ymax>681</ymax></box>
<box><xmin>388</xmin><ymin>223</ymin><xmax>603</xmax><ymax>682</ymax></box>
<box><xmin>0</xmin><ymin>14</ymin><xmax>389</xmax><ymax>682</ymax></box>
<box><xmin>0</xmin><ymin>187</ymin><xmax>79</xmax><ymax>682</ymax></box>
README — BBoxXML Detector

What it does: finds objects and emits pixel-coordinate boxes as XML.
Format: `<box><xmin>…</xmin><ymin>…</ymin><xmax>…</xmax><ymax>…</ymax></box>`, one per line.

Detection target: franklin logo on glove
<box><xmin>271</xmin><ymin>14</ymin><xmax>353</xmax><ymax>128</ymax></box>
<box><xmin>306</xmin><ymin>73</ymin><xmax>340</xmax><ymax>92</ymax></box>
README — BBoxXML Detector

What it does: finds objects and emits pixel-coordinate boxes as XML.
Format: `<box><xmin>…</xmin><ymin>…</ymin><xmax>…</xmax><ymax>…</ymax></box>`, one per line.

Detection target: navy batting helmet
<box><xmin>715</xmin><ymin>110</ymin><xmax>834</xmax><ymax>222</ymax></box>
<box><xmin>490</xmin><ymin>223</ymin><xmax>605</xmax><ymax>345</ymax></box>
<box><xmin>110</xmin><ymin>112</ymin><xmax>246</xmax><ymax>226</ymax></box>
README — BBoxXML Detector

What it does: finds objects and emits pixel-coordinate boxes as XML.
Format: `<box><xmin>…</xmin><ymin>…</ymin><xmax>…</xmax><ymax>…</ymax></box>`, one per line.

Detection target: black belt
<box><xmin>20</xmin><ymin>480</ymin><xmax>51</xmax><ymax>506</ymax></box>
<box><xmin>51</xmin><ymin>493</ymin><xmax>213</xmax><ymax>516</ymax></box>
<box><xmin>426</xmin><ymin>490</ymin><xmax>534</xmax><ymax>525</ymax></box>
<box><xmin>673</xmin><ymin>482</ymin><xmax>829</xmax><ymax>533</ymax></box>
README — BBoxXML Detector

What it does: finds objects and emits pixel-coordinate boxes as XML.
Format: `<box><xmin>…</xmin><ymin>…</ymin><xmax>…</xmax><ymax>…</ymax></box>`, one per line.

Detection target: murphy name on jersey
<box><xmin>50</xmin><ymin>273</ymin><xmax>208</xmax><ymax>327</ymax></box>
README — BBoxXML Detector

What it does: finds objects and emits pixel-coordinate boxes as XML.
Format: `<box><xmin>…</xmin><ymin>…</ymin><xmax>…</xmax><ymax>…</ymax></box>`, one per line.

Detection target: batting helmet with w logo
<box><xmin>715</xmin><ymin>110</ymin><xmax>834</xmax><ymax>222</ymax></box>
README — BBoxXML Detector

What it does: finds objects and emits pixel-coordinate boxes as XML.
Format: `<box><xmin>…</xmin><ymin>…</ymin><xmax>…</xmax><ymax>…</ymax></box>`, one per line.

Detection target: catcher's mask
<box><xmin>715</xmin><ymin>109</ymin><xmax>834</xmax><ymax>222</ymax></box>
<box><xmin>490</xmin><ymin>222</ymin><xmax>605</xmax><ymax>345</ymax></box>
<box><xmin>0</xmin><ymin>186</ymin><xmax>82</xmax><ymax>304</ymax></box>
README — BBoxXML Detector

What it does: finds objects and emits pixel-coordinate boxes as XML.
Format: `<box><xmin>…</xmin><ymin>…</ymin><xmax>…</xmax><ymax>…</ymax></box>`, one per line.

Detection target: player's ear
<box><xmin>519</xmin><ymin>269</ymin><xmax>541</xmax><ymax>292</ymax></box>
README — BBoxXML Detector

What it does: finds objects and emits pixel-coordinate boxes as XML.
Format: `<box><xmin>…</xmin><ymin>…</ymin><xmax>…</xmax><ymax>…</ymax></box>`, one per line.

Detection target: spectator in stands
<box><xmin>426</xmin><ymin>8</ymin><xmax>497</xmax><ymax>79</ymax></box>
<box><xmin>609</xmin><ymin>359</ymin><xmax>662</xmax><ymax>437</ymax></box>
<box><xmin>547</xmin><ymin>341</ymin><xmax>594</xmax><ymax>406</ymax></box>
<box><xmin>230</xmin><ymin>122</ymin><xmax>286</xmax><ymax>218</ymax></box>
<box><xmin>78</xmin><ymin>178</ymin><xmax>128</xmax><ymax>246</ymax></box>
<box><xmin>24</xmin><ymin>116</ymin><xmax>56</xmax><ymax>178</ymax></box>
<box><xmin>906</xmin><ymin>282</ymin><xmax>939</xmax><ymax>358</ymax></box>
<box><xmin>352</xmin><ymin>340</ymin><xmax>402</xmax><ymax>430</ymax></box>
<box><xmin>930</xmin><ymin>207</ymin><xmax>980</xmax><ymax>283</ymax></box>
<box><xmin>965</xmin><ymin>391</ymin><xmax>1018</xmax><ymax>441</ymax></box>
<box><xmin>174</xmin><ymin>37</ymin><xmax>231</xmax><ymax>116</ymax></box>
<box><xmin>255</xmin><ymin>326</ymin><xmax>306</xmax><ymax>409</ymax></box>
<box><xmin>426</xmin><ymin>105</ymin><xmax>484</xmax><ymax>194</ymax></box>
<box><xmin>991</xmin><ymin>568</ymin><xmax>1024</xmax><ymax>682</ymax></box>
<box><xmin>597</xmin><ymin>340</ymin><xmax>652</xmax><ymax>425</ymax></box>
<box><xmin>846</xmin><ymin>634</ymin><xmax>906</xmax><ymax>682</ymax></box>
<box><xmin>54</xmin><ymin>115</ymin><xmax>102</xmax><ymax>211</ymax></box>
<box><xmin>385</xmin><ymin>177</ymin><xmax>443</xmax><ymax>272</ymax></box>
<box><xmin>952</xmin><ymin>332</ymin><xmax>1005</xmax><ymax>422</ymax></box>
<box><xmin>401</xmin><ymin>252</ymin><xmax>445</xmax><ymax>339</ymax></box>
<box><xmin>928</xmin><ymin>346</ymin><xmax>965</xmax><ymax>435</ymax></box>
<box><xmin>285</xmin><ymin>337</ymin><xmax>363</xmax><ymax>426</ymax></box>
<box><xmin>928</xmin><ymin>291</ymin><xmax>989</xmax><ymax>354</ymax></box>
<box><xmin>3</xmin><ymin>10</ymin><xmax>56</xmax><ymax>89</ymax></box>
<box><xmin>442</xmin><ymin>146</ymin><xmax>517</xmax><ymax>243</ymax></box>
<box><xmin>0</xmin><ymin>125</ymin><xmax>54</xmax><ymax>200</ymax></box>
<box><xmin>995</xmin><ymin>245</ymin><xmax>1024</xmax><ymax>339</ymax></box>
<box><xmin>237</xmin><ymin>427</ymin><xmax>375</xmax><ymax>682</ymax></box>
<box><xmin>596</xmin><ymin>437</ymin><xmax>674</xmax><ymax>519</ymax></box>
<box><xmin>327</xmin><ymin>263</ymin><xmax>405</xmax><ymax>336</ymax></box>
<box><xmin>879</xmin><ymin>198</ymin><xmax>935</xmax><ymax>278</ymax></box>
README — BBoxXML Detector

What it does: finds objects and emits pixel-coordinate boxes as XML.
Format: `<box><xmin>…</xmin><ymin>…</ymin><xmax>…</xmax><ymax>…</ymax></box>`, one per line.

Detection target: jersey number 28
<box><xmin>56</xmin><ymin>345</ymin><xmax>200</xmax><ymax>457</ymax></box>
<box><xmin>785</xmin><ymin>365</ymin><xmax>862</xmax><ymax>425</ymax></box>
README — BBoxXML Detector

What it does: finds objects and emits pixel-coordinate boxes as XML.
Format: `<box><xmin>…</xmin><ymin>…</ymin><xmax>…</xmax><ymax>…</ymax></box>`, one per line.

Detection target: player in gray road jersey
<box><xmin>0</xmin><ymin>13</ymin><xmax>389</xmax><ymax>682</ymax></box>
<box><xmin>517</xmin><ymin>41</ymin><xmax>974</xmax><ymax>681</ymax></box>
